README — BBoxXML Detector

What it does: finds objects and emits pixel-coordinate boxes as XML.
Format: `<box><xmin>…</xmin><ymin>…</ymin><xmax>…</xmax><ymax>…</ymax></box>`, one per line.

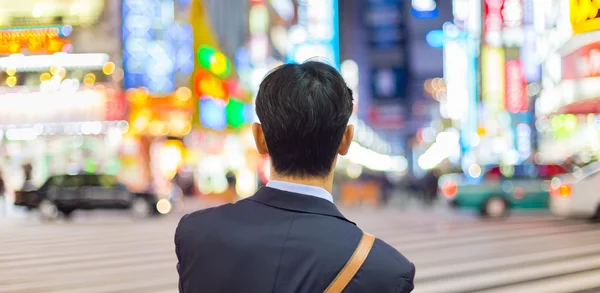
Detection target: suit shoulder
<box><xmin>180</xmin><ymin>203</ymin><xmax>237</xmax><ymax>222</ymax></box>
<box><xmin>367</xmin><ymin>238</ymin><xmax>415</xmax><ymax>286</ymax></box>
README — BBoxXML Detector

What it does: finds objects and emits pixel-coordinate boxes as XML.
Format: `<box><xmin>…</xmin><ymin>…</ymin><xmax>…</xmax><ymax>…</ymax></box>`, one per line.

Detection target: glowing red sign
<box><xmin>562</xmin><ymin>41</ymin><xmax>600</xmax><ymax>80</ymax></box>
<box><xmin>484</xmin><ymin>0</ymin><xmax>504</xmax><ymax>46</ymax></box>
<box><xmin>505</xmin><ymin>60</ymin><xmax>528</xmax><ymax>113</ymax></box>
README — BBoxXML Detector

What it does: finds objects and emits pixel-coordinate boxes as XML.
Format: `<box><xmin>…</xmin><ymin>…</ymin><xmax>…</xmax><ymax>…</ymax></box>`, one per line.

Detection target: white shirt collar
<box><xmin>265</xmin><ymin>180</ymin><xmax>334</xmax><ymax>203</ymax></box>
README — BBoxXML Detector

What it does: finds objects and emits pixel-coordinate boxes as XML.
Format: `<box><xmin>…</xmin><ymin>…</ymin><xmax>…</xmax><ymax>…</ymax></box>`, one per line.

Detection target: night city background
<box><xmin>2</xmin><ymin>0</ymin><xmax>600</xmax><ymax>292</ymax></box>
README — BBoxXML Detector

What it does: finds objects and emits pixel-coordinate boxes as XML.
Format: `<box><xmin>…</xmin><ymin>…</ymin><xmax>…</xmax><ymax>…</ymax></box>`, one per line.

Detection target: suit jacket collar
<box><xmin>247</xmin><ymin>186</ymin><xmax>355</xmax><ymax>225</ymax></box>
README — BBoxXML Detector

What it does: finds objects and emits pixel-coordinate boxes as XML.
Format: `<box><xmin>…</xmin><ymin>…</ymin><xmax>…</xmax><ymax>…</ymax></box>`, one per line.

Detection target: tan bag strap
<box><xmin>324</xmin><ymin>232</ymin><xmax>376</xmax><ymax>293</ymax></box>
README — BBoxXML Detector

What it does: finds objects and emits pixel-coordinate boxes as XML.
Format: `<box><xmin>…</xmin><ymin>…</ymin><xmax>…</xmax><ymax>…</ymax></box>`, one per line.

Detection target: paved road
<box><xmin>1</xmin><ymin>206</ymin><xmax>600</xmax><ymax>293</ymax></box>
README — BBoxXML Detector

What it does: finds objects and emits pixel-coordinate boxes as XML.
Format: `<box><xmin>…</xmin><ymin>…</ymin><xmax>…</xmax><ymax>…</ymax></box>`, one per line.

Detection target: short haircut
<box><xmin>255</xmin><ymin>61</ymin><xmax>354</xmax><ymax>178</ymax></box>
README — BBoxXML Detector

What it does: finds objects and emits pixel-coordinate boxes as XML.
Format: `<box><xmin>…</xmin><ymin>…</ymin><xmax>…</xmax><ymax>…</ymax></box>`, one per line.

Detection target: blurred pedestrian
<box><xmin>0</xmin><ymin>170</ymin><xmax>5</xmax><ymax>216</ymax></box>
<box><xmin>421</xmin><ymin>169</ymin><xmax>439</xmax><ymax>206</ymax></box>
<box><xmin>22</xmin><ymin>163</ymin><xmax>34</xmax><ymax>191</ymax></box>
<box><xmin>379</xmin><ymin>172</ymin><xmax>394</xmax><ymax>206</ymax></box>
<box><xmin>175</xmin><ymin>62</ymin><xmax>415</xmax><ymax>293</ymax></box>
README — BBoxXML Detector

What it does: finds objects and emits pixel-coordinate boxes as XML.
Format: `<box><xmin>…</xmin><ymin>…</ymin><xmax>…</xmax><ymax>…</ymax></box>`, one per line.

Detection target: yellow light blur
<box><xmin>236</xmin><ymin>168</ymin><xmax>256</xmax><ymax>199</ymax></box>
<box><xmin>210</xmin><ymin>52</ymin><xmax>228</xmax><ymax>76</ymax></box>
<box><xmin>6</xmin><ymin>76</ymin><xmax>17</xmax><ymax>87</ymax></box>
<box><xmin>148</xmin><ymin>120</ymin><xmax>163</xmax><ymax>136</ymax></box>
<box><xmin>83</xmin><ymin>73</ymin><xmax>96</xmax><ymax>86</ymax></box>
<box><xmin>6</xmin><ymin>68</ymin><xmax>16</xmax><ymax>76</ymax></box>
<box><xmin>102</xmin><ymin>62</ymin><xmax>116</xmax><ymax>75</ymax></box>
<box><xmin>57</xmin><ymin>67</ymin><xmax>67</xmax><ymax>79</ymax></box>
<box><xmin>50</xmin><ymin>65</ymin><xmax>58</xmax><ymax>75</ymax></box>
<box><xmin>40</xmin><ymin>72</ymin><xmax>51</xmax><ymax>82</ymax></box>
<box><xmin>200</xmin><ymin>78</ymin><xmax>225</xmax><ymax>98</ymax></box>
<box><xmin>346</xmin><ymin>164</ymin><xmax>363</xmax><ymax>179</ymax></box>
<box><xmin>131</xmin><ymin>110</ymin><xmax>151</xmax><ymax>134</ymax></box>
<box><xmin>159</xmin><ymin>140</ymin><xmax>184</xmax><ymax>179</ymax></box>
<box><xmin>156</xmin><ymin>199</ymin><xmax>172</xmax><ymax>214</ymax></box>
<box><xmin>175</xmin><ymin>87</ymin><xmax>192</xmax><ymax>102</ymax></box>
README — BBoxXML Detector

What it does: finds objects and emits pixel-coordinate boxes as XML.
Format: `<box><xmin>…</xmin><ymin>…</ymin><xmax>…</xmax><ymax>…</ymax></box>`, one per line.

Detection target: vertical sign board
<box><xmin>123</xmin><ymin>0</ymin><xmax>180</xmax><ymax>93</ymax></box>
<box><xmin>483</xmin><ymin>0</ymin><xmax>504</xmax><ymax>47</ymax></box>
<box><xmin>365</xmin><ymin>0</ymin><xmax>406</xmax><ymax>129</ymax></box>
<box><xmin>521</xmin><ymin>0</ymin><xmax>539</xmax><ymax>82</ymax></box>
<box><xmin>288</xmin><ymin>0</ymin><xmax>339</xmax><ymax>69</ymax></box>
<box><xmin>505</xmin><ymin>58</ymin><xmax>528</xmax><ymax>113</ymax></box>
<box><xmin>481</xmin><ymin>46</ymin><xmax>506</xmax><ymax>111</ymax></box>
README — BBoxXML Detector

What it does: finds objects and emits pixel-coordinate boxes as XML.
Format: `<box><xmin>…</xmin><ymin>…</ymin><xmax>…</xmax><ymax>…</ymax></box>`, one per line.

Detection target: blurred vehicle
<box><xmin>438</xmin><ymin>164</ymin><xmax>569</xmax><ymax>218</ymax></box>
<box><xmin>14</xmin><ymin>174</ymin><xmax>166</xmax><ymax>220</ymax></box>
<box><xmin>550</xmin><ymin>162</ymin><xmax>600</xmax><ymax>220</ymax></box>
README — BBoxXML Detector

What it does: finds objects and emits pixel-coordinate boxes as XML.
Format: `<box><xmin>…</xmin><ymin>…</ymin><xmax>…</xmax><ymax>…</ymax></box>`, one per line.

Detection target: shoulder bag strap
<box><xmin>324</xmin><ymin>232</ymin><xmax>376</xmax><ymax>293</ymax></box>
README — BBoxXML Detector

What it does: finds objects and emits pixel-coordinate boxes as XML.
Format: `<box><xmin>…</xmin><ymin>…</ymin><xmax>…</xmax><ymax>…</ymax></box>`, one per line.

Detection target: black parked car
<box><xmin>14</xmin><ymin>174</ymin><xmax>163</xmax><ymax>219</ymax></box>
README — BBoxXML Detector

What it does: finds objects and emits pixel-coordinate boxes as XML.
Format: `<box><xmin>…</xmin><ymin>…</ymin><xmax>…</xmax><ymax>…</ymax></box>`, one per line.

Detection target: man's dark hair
<box><xmin>255</xmin><ymin>61</ymin><xmax>354</xmax><ymax>178</ymax></box>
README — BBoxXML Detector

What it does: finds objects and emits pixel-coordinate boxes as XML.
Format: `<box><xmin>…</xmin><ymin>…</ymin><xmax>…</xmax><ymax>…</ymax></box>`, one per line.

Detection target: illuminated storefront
<box><xmin>475</xmin><ymin>0</ymin><xmax>541</xmax><ymax>167</ymax></box>
<box><xmin>192</xmin><ymin>43</ymin><xmax>256</xmax><ymax>199</ymax></box>
<box><xmin>0</xmin><ymin>1</ymin><xmax>124</xmax><ymax>192</ymax></box>
<box><xmin>535</xmin><ymin>0</ymin><xmax>600</xmax><ymax>162</ymax></box>
<box><xmin>125</xmin><ymin>88</ymin><xmax>194</xmax><ymax>193</ymax></box>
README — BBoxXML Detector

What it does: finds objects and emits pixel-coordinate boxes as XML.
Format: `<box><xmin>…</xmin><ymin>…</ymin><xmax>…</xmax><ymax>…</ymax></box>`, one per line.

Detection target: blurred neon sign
<box><xmin>482</xmin><ymin>46</ymin><xmax>506</xmax><ymax>111</ymax></box>
<box><xmin>562</xmin><ymin>41</ymin><xmax>600</xmax><ymax>79</ymax></box>
<box><xmin>199</xmin><ymin>98</ymin><xmax>227</xmax><ymax>130</ymax></box>
<box><xmin>425</xmin><ymin>30</ymin><xmax>444</xmax><ymax>48</ymax></box>
<box><xmin>484</xmin><ymin>0</ymin><xmax>504</xmax><ymax>46</ymax></box>
<box><xmin>505</xmin><ymin>59</ymin><xmax>528</xmax><ymax>113</ymax></box>
<box><xmin>411</xmin><ymin>0</ymin><xmax>438</xmax><ymax>19</ymax></box>
<box><xmin>197</xmin><ymin>46</ymin><xmax>232</xmax><ymax>79</ymax></box>
<box><xmin>0</xmin><ymin>26</ymin><xmax>72</xmax><ymax>54</ymax></box>
<box><xmin>288</xmin><ymin>0</ymin><xmax>339</xmax><ymax>69</ymax></box>
<box><xmin>571</xmin><ymin>0</ymin><xmax>600</xmax><ymax>35</ymax></box>
<box><xmin>193</xmin><ymin>70</ymin><xmax>229</xmax><ymax>102</ymax></box>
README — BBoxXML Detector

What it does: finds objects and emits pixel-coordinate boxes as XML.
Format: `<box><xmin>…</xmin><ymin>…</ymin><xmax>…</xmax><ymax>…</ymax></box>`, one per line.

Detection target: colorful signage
<box><xmin>193</xmin><ymin>70</ymin><xmax>229</xmax><ymax>102</ymax></box>
<box><xmin>199</xmin><ymin>98</ymin><xmax>227</xmax><ymax>131</ymax></box>
<box><xmin>287</xmin><ymin>0</ymin><xmax>339</xmax><ymax>68</ymax></box>
<box><xmin>0</xmin><ymin>88</ymin><xmax>125</xmax><ymax>125</ymax></box>
<box><xmin>123</xmin><ymin>0</ymin><xmax>192</xmax><ymax>93</ymax></box>
<box><xmin>197</xmin><ymin>46</ymin><xmax>232</xmax><ymax>79</ymax></box>
<box><xmin>502</xmin><ymin>0</ymin><xmax>524</xmax><ymax>46</ymax></box>
<box><xmin>365</xmin><ymin>0</ymin><xmax>406</xmax><ymax>101</ymax></box>
<box><xmin>562</xmin><ymin>41</ymin><xmax>600</xmax><ymax>80</ymax></box>
<box><xmin>411</xmin><ymin>0</ymin><xmax>439</xmax><ymax>19</ymax></box>
<box><xmin>505</xmin><ymin>59</ymin><xmax>528</xmax><ymax>113</ymax></box>
<box><xmin>0</xmin><ymin>26</ymin><xmax>72</xmax><ymax>54</ymax></box>
<box><xmin>570</xmin><ymin>0</ymin><xmax>600</xmax><ymax>35</ymax></box>
<box><xmin>484</xmin><ymin>0</ymin><xmax>504</xmax><ymax>46</ymax></box>
<box><xmin>482</xmin><ymin>46</ymin><xmax>506</xmax><ymax>111</ymax></box>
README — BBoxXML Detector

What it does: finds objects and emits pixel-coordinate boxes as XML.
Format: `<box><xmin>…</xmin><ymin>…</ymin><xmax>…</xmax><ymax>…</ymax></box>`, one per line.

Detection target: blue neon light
<box><xmin>425</xmin><ymin>30</ymin><xmax>444</xmax><ymax>48</ymax></box>
<box><xmin>199</xmin><ymin>98</ymin><xmax>227</xmax><ymax>131</ymax></box>
<box><xmin>411</xmin><ymin>7</ymin><xmax>438</xmax><ymax>19</ymax></box>
<box><xmin>122</xmin><ymin>0</ymin><xmax>192</xmax><ymax>93</ymax></box>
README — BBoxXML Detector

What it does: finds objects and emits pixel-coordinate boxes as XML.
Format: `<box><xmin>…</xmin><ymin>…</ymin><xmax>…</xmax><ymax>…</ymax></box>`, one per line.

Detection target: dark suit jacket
<box><xmin>175</xmin><ymin>186</ymin><xmax>415</xmax><ymax>293</ymax></box>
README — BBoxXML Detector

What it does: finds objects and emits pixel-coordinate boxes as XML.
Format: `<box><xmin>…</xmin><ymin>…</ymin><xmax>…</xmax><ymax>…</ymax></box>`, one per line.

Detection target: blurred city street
<box><xmin>3</xmin><ymin>200</ymin><xmax>600</xmax><ymax>293</ymax></box>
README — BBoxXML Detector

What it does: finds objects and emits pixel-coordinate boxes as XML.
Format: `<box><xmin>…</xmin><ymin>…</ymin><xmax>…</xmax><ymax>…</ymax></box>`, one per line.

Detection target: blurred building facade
<box><xmin>0</xmin><ymin>0</ymin><xmax>126</xmax><ymax>191</ymax></box>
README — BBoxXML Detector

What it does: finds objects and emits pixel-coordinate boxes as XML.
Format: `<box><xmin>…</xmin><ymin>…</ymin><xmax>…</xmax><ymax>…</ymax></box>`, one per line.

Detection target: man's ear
<box><xmin>252</xmin><ymin>123</ymin><xmax>269</xmax><ymax>155</ymax></box>
<box><xmin>338</xmin><ymin>124</ymin><xmax>354</xmax><ymax>156</ymax></box>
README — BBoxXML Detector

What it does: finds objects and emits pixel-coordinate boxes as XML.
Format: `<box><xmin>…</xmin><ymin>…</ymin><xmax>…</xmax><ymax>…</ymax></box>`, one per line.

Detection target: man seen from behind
<box><xmin>175</xmin><ymin>61</ymin><xmax>415</xmax><ymax>293</ymax></box>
